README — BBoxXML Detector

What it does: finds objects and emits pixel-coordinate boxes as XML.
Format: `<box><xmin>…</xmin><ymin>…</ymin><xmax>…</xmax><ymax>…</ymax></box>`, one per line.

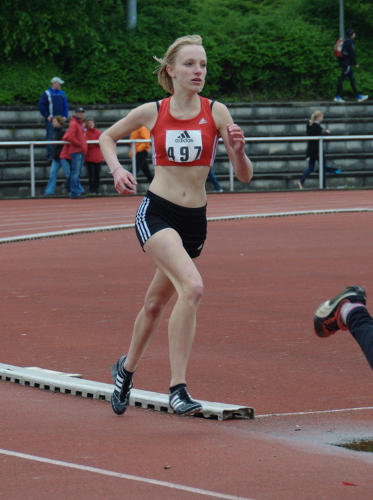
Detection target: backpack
<box><xmin>334</xmin><ymin>38</ymin><xmax>344</xmax><ymax>58</ymax></box>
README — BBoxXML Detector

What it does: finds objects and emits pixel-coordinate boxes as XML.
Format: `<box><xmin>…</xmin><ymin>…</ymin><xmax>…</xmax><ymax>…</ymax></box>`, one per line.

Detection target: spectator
<box><xmin>314</xmin><ymin>285</ymin><xmax>373</xmax><ymax>371</ymax></box>
<box><xmin>334</xmin><ymin>28</ymin><xmax>368</xmax><ymax>103</ymax></box>
<box><xmin>38</xmin><ymin>77</ymin><xmax>69</xmax><ymax>163</ymax></box>
<box><xmin>206</xmin><ymin>168</ymin><xmax>223</xmax><ymax>192</ymax></box>
<box><xmin>298</xmin><ymin>110</ymin><xmax>340</xmax><ymax>190</ymax></box>
<box><xmin>59</xmin><ymin>134</ymin><xmax>72</xmax><ymax>194</ymax></box>
<box><xmin>85</xmin><ymin>118</ymin><xmax>104</xmax><ymax>194</ymax></box>
<box><xmin>129</xmin><ymin>126</ymin><xmax>153</xmax><ymax>183</ymax></box>
<box><xmin>44</xmin><ymin>116</ymin><xmax>70</xmax><ymax>195</ymax></box>
<box><xmin>63</xmin><ymin>107</ymin><xmax>87</xmax><ymax>199</ymax></box>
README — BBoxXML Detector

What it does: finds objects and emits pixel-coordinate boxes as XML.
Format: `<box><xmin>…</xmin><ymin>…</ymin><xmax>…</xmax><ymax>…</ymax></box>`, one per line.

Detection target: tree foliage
<box><xmin>0</xmin><ymin>0</ymin><xmax>372</xmax><ymax>104</ymax></box>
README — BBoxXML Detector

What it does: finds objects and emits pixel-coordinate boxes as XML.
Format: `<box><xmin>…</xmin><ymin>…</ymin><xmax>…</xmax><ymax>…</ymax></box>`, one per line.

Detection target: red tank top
<box><xmin>150</xmin><ymin>96</ymin><xmax>219</xmax><ymax>167</ymax></box>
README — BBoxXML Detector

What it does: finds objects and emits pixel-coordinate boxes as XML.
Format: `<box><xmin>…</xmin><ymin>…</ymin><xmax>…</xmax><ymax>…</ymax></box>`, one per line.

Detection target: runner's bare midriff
<box><xmin>148</xmin><ymin>164</ymin><xmax>210</xmax><ymax>207</ymax></box>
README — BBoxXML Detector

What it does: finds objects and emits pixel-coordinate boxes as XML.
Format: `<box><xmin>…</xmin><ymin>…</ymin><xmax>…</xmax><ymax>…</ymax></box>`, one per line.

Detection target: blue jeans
<box><xmin>300</xmin><ymin>157</ymin><xmax>338</xmax><ymax>188</ymax></box>
<box><xmin>336</xmin><ymin>65</ymin><xmax>359</xmax><ymax>97</ymax></box>
<box><xmin>45</xmin><ymin>159</ymin><xmax>71</xmax><ymax>195</ymax></box>
<box><xmin>207</xmin><ymin>169</ymin><xmax>222</xmax><ymax>190</ymax></box>
<box><xmin>300</xmin><ymin>157</ymin><xmax>317</xmax><ymax>186</ymax></box>
<box><xmin>45</xmin><ymin>119</ymin><xmax>54</xmax><ymax>161</ymax></box>
<box><xmin>70</xmin><ymin>153</ymin><xmax>85</xmax><ymax>198</ymax></box>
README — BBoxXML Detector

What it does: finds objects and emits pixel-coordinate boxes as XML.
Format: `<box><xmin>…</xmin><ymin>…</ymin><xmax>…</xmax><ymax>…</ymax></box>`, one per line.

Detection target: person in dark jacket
<box><xmin>334</xmin><ymin>28</ymin><xmax>368</xmax><ymax>103</ymax></box>
<box><xmin>38</xmin><ymin>77</ymin><xmax>69</xmax><ymax>162</ymax></box>
<box><xmin>44</xmin><ymin>116</ymin><xmax>70</xmax><ymax>195</ymax></box>
<box><xmin>298</xmin><ymin>110</ymin><xmax>340</xmax><ymax>189</ymax></box>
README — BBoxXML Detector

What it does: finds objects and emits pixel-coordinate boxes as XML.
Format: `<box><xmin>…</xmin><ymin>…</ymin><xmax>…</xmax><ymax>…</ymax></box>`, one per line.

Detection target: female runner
<box><xmin>100</xmin><ymin>34</ymin><xmax>253</xmax><ymax>416</ymax></box>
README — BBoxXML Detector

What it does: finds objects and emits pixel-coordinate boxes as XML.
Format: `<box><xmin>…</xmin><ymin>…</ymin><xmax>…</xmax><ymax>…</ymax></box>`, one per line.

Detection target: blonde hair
<box><xmin>310</xmin><ymin>110</ymin><xmax>323</xmax><ymax>125</ymax></box>
<box><xmin>153</xmin><ymin>34</ymin><xmax>203</xmax><ymax>94</ymax></box>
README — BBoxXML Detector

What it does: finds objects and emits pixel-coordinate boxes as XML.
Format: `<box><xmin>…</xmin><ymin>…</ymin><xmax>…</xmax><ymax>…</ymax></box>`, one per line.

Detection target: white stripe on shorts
<box><xmin>135</xmin><ymin>197</ymin><xmax>151</xmax><ymax>244</ymax></box>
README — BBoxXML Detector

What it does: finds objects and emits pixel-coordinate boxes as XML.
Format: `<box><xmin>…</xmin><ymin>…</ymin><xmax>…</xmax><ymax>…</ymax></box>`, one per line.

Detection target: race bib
<box><xmin>166</xmin><ymin>130</ymin><xmax>202</xmax><ymax>163</ymax></box>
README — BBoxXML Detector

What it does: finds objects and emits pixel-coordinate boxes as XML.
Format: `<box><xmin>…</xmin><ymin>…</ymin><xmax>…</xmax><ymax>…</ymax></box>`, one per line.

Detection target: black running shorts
<box><xmin>135</xmin><ymin>191</ymin><xmax>207</xmax><ymax>258</ymax></box>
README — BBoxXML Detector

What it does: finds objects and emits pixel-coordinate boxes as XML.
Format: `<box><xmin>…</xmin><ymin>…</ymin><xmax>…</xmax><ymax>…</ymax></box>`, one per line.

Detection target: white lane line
<box><xmin>0</xmin><ymin>224</ymin><xmax>133</xmax><ymax>243</ymax></box>
<box><xmin>208</xmin><ymin>207</ymin><xmax>373</xmax><ymax>221</ymax></box>
<box><xmin>0</xmin><ymin>448</ymin><xmax>253</xmax><ymax>500</ymax></box>
<box><xmin>256</xmin><ymin>406</ymin><xmax>373</xmax><ymax>418</ymax></box>
<box><xmin>1</xmin><ymin>208</ymin><xmax>372</xmax><ymax>244</ymax></box>
<box><xmin>0</xmin><ymin>220</ymin><xmax>132</xmax><ymax>232</ymax></box>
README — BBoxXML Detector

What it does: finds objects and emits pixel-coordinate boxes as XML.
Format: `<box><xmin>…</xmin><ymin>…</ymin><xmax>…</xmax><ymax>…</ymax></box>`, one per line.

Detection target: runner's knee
<box><xmin>144</xmin><ymin>295</ymin><xmax>167</xmax><ymax>319</ymax></box>
<box><xmin>181</xmin><ymin>277</ymin><xmax>204</xmax><ymax>307</ymax></box>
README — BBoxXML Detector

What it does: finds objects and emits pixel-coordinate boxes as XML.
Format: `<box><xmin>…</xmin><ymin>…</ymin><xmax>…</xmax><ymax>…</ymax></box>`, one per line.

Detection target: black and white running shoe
<box><xmin>110</xmin><ymin>355</ymin><xmax>133</xmax><ymax>415</ymax></box>
<box><xmin>169</xmin><ymin>386</ymin><xmax>202</xmax><ymax>416</ymax></box>
<box><xmin>314</xmin><ymin>285</ymin><xmax>366</xmax><ymax>338</ymax></box>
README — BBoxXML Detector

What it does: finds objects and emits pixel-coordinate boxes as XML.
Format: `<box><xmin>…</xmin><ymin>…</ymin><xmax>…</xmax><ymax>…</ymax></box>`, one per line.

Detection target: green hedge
<box><xmin>0</xmin><ymin>0</ymin><xmax>372</xmax><ymax>105</ymax></box>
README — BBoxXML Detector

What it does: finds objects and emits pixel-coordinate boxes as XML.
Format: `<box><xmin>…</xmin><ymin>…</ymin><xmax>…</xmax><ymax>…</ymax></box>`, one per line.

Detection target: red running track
<box><xmin>1</xmin><ymin>189</ymin><xmax>372</xmax><ymax>239</ymax></box>
<box><xmin>1</xmin><ymin>190</ymin><xmax>373</xmax><ymax>499</ymax></box>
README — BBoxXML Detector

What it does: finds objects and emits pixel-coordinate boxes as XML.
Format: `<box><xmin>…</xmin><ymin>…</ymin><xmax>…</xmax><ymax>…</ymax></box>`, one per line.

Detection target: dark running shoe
<box><xmin>110</xmin><ymin>355</ymin><xmax>133</xmax><ymax>415</ymax></box>
<box><xmin>314</xmin><ymin>285</ymin><xmax>366</xmax><ymax>338</ymax></box>
<box><xmin>169</xmin><ymin>386</ymin><xmax>202</xmax><ymax>416</ymax></box>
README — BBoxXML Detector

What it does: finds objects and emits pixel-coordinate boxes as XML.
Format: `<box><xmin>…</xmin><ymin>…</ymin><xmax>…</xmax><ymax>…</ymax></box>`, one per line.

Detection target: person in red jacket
<box><xmin>85</xmin><ymin>118</ymin><xmax>104</xmax><ymax>194</ymax></box>
<box><xmin>63</xmin><ymin>107</ymin><xmax>87</xmax><ymax>198</ymax></box>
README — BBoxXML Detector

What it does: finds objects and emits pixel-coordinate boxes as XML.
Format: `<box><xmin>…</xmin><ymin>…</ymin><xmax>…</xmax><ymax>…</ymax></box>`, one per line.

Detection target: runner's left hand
<box><xmin>227</xmin><ymin>124</ymin><xmax>245</xmax><ymax>154</ymax></box>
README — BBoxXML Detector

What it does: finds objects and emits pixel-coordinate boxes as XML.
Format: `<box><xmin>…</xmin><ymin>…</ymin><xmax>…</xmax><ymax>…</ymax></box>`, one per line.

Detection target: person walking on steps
<box><xmin>100</xmin><ymin>34</ymin><xmax>253</xmax><ymax>417</ymax></box>
<box><xmin>314</xmin><ymin>285</ymin><xmax>373</xmax><ymax>371</ymax></box>
<box><xmin>298</xmin><ymin>110</ymin><xmax>341</xmax><ymax>190</ymax></box>
<box><xmin>334</xmin><ymin>28</ymin><xmax>368</xmax><ymax>103</ymax></box>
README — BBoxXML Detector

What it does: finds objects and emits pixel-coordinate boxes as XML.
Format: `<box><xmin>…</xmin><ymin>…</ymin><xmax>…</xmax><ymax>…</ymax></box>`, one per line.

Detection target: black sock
<box><xmin>169</xmin><ymin>383</ymin><xmax>186</xmax><ymax>394</ymax></box>
<box><xmin>115</xmin><ymin>365</ymin><xmax>134</xmax><ymax>393</ymax></box>
<box><xmin>119</xmin><ymin>365</ymin><xmax>134</xmax><ymax>378</ymax></box>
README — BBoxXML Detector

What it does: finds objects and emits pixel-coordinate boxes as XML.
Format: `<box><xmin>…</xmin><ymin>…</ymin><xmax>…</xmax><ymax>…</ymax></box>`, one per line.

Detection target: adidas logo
<box><xmin>175</xmin><ymin>131</ymin><xmax>193</xmax><ymax>143</ymax></box>
<box><xmin>199</xmin><ymin>118</ymin><xmax>208</xmax><ymax>125</ymax></box>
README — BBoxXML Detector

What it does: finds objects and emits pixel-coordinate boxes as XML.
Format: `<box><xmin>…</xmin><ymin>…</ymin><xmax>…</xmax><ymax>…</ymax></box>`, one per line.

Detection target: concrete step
<box><xmin>228</xmin><ymin>101</ymin><xmax>373</xmax><ymax>120</ymax></box>
<box><xmin>1</xmin><ymin>136</ymin><xmax>373</xmax><ymax>163</ymax></box>
<box><xmin>2</xmin><ymin>100</ymin><xmax>373</xmax><ymax>123</ymax></box>
<box><xmin>2</xmin><ymin>119</ymin><xmax>373</xmax><ymax>142</ymax></box>
<box><xmin>2</xmin><ymin>169</ymin><xmax>372</xmax><ymax>200</ymax></box>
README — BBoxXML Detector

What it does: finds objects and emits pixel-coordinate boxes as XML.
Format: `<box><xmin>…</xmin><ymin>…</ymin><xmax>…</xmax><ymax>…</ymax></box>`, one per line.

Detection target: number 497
<box><xmin>167</xmin><ymin>146</ymin><xmax>202</xmax><ymax>162</ymax></box>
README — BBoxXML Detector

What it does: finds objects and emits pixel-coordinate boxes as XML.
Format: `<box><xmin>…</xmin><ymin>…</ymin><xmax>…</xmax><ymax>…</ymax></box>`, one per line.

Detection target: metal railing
<box><xmin>1</xmin><ymin>135</ymin><xmax>373</xmax><ymax>196</ymax></box>
<box><xmin>0</xmin><ymin>139</ymin><xmax>141</xmax><ymax>198</ymax></box>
